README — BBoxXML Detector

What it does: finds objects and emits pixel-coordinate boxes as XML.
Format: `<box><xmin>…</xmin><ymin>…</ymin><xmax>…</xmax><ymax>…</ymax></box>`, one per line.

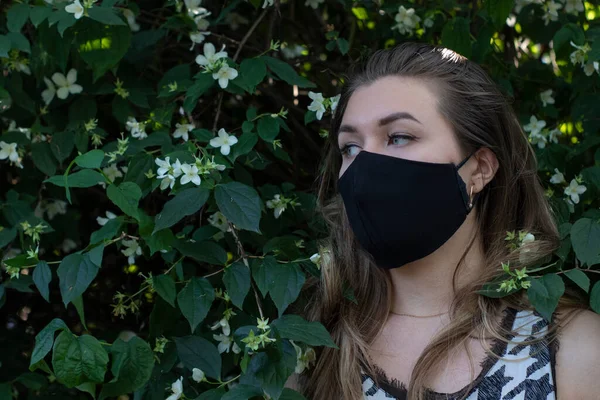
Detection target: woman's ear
<box><xmin>471</xmin><ymin>148</ymin><xmax>498</xmax><ymax>193</ymax></box>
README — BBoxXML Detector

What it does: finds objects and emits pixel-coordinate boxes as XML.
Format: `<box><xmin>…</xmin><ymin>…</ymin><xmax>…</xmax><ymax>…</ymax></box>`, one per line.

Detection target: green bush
<box><xmin>0</xmin><ymin>0</ymin><xmax>599</xmax><ymax>398</ymax></box>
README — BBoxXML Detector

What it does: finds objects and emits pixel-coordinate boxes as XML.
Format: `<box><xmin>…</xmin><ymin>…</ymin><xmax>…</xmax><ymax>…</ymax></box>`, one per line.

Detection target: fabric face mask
<box><xmin>337</xmin><ymin>150</ymin><xmax>475</xmax><ymax>269</ymax></box>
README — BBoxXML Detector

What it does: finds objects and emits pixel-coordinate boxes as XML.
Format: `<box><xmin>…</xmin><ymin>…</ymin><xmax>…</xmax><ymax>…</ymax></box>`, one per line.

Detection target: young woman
<box><xmin>286</xmin><ymin>42</ymin><xmax>600</xmax><ymax>399</ymax></box>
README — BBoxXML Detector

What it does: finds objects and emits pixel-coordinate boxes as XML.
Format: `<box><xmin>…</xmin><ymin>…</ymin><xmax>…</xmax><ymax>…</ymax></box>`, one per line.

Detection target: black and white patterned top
<box><xmin>362</xmin><ymin>307</ymin><xmax>559</xmax><ymax>400</ymax></box>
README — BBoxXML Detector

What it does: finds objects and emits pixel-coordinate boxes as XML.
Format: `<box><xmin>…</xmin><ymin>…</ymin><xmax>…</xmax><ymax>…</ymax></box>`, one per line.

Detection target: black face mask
<box><xmin>338</xmin><ymin>150</ymin><xmax>475</xmax><ymax>269</ymax></box>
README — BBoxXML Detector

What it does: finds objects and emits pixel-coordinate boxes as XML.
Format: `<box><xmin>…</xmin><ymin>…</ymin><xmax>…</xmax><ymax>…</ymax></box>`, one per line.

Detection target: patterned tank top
<box><xmin>362</xmin><ymin>307</ymin><xmax>559</xmax><ymax>399</ymax></box>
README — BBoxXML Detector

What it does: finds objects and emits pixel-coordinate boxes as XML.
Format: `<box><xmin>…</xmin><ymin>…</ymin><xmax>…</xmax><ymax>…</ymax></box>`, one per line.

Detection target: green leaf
<box><xmin>90</xmin><ymin>217</ymin><xmax>123</xmax><ymax>244</ymax></box>
<box><xmin>257</xmin><ymin>116</ymin><xmax>280</xmax><ymax>142</ymax></box>
<box><xmin>174</xmin><ymin>335</ymin><xmax>221</xmax><ymax>379</ymax></box>
<box><xmin>0</xmin><ymin>226</ymin><xmax>17</xmax><ymax>248</ymax></box>
<box><xmin>153</xmin><ymin>275</ymin><xmax>176</xmax><ymax>307</ymax></box>
<box><xmin>590</xmin><ymin>282</ymin><xmax>600</xmax><ymax>314</ymax></box>
<box><xmin>251</xmin><ymin>256</ymin><xmax>276</xmax><ymax>298</ymax></box>
<box><xmin>231</xmin><ymin>132</ymin><xmax>258</xmax><ymax>161</ymax></box>
<box><xmin>75</xmin><ymin>20</ymin><xmax>132</xmax><ymax>81</ymax></box>
<box><xmin>177</xmin><ymin>277</ymin><xmax>215</xmax><ymax>332</ymax></box>
<box><xmin>87</xmin><ymin>7</ymin><xmax>126</xmax><ymax>26</ymax></box>
<box><xmin>30</xmin><ymin>6</ymin><xmax>53</xmax><ymax>27</ymax></box>
<box><xmin>268</xmin><ymin>263</ymin><xmax>305</xmax><ymax>317</ymax></box>
<box><xmin>7</xmin><ymin>3</ymin><xmax>30</xmax><ymax>33</ymax></box>
<box><xmin>238</xmin><ymin>58</ymin><xmax>267</xmax><ymax>91</ymax></box>
<box><xmin>33</xmin><ymin>260</ymin><xmax>52</xmax><ymax>302</ymax></box>
<box><xmin>337</xmin><ymin>38</ymin><xmax>349</xmax><ymax>55</ymax></box>
<box><xmin>239</xmin><ymin>341</ymin><xmax>296</xmax><ymax>399</ymax></box>
<box><xmin>198</xmin><ymin>388</ymin><xmax>227</xmax><ymax>400</ymax></box>
<box><xmin>45</xmin><ymin>170</ymin><xmax>105</xmax><ymax>188</ymax></box>
<box><xmin>123</xmin><ymin>152</ymin><xmax>154</xmax><ymax>189</ymax></box>
<box><xmin>221</xmin><ymin>384</ymin><xmax>263</xmax><ymax>400</ymax></box>
<box><xmin>484</xmin><ymin>0</ymin><xmax>513</xmax><ymax>28</ymax></box>
<box><xmin>7</xmin><ymin>32</ymin><xmax>31</xmax><ymax>54</ymax></box>
<box><xmin>570</xmin><ymin>218</ymin><xmax>600</xmax><ymax>267</ymax></box>
<box><xmin>75</xmin><ymin>150</ymin><xmax>105</xmax><ymax>169</ymax></box>
<box><xmin>52</xmin><ymin>332</ymin><xmax>109</xmax><ymax>388</ymax></box>
<box><xmin>15</xmin><ymin>373</ymin><xmax>48</xmax><ymax>391</ymax></box>
<box><xmin>146</xmin><ymin>228</ymin><xmax>175</xmax><ymax>255</ymax></box>
<box><xmin>280</xmin><ymin>388</ymin><xmax>308</xmax><ymax>400</ymax></box>
<box><xmin>57</xmin><ymin>252</ymin><xmax>102</xmax><ymax>306</ymax></box>
<box><xmin>215</xmin><ymin>182</ymin><xmax>262</xmax><ymax>233</ymax></box>
<box><xmin>553</xmin><ymin>23</ymin><xmax>585</xmax><ymax>52</ymax></box>
<box><xmin>50</xmin><ymin>130</ymin><xmax>75</xmax><ymax>163</ymax></box>
<box><xmin>72</xmin><ymin>295</ymin><xmax>87</xmax><ymax>330</ymax></box>
<box><xmin>174</xmin><ymin>240</ymin><xmax>228</xmax><ymax>265</ymax></box>
<box><xmin>581</xmin><ymin>166</ymin><xmax>600</xmax><ymax>191</ymax></box>
<box><xmin>262</xmin><ymin>56</ymin><xmax>316</xmax><ymax>88</ymax></box>
<box><xmin>76</xmin><ymin>382</ymin><xmax>97</xmax><ymax>400</ymax></box>
<box><xmin>223</xmin><ymin>261</ymin><xmax>251</xmax><ymax>310</ymax></box>
<box><xmin>441</xmin><ymin>17</ymin><xmax>472</xmax><ymax>58</ymax></box>
<box><xmin>527</xmin><ymin>274</ymin><xmax>565</xmax><ymax>322</ymax></box>
<box><xmin>107</xmin><ymin>182</ymin><xmax>142</xmax><ymax>220</ymax></box>
<box><xmin>272</xmin><ymin>315</ymin><xmax>337</xmax><ymax>348</ymax></box>
<box><xmin>31</xmin><ymin>142</ymin><xmax>57</xmax><ymax>176</ymax></box>
<box><xmin>564</xmin><ymin>269</ymin><xmax>590</xmax><ymax>292</ymax></box>
<box><xmin>98</xmin><ymin>337</ymin><xmax>155</xmax><ymax>399</ymax></box>
<box><xmin>30</xmin><ymin>318</ymin><xmax>70</xmax><ymax>367</ymax></box>
<box><xmin>184</xmin><ymin>73</ymin><xmax>215</xmax><ymax>113</ymax></box>
<box><xmin>153</xmin><ymin>187</ymin><xmax>210</xmax><ymax>234</ymax></box>
<box><xmin>0</xmin><ymin>36</ymin><xmax>10</xmax><ymax>58</ymax></box>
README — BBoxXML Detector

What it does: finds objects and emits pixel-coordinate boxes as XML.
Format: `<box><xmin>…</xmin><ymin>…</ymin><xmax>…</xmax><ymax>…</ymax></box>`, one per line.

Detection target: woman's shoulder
<box><xmin>554</xmin><ymin>306</ymin><xmax>600</xmax><ymax>399</ymax></box>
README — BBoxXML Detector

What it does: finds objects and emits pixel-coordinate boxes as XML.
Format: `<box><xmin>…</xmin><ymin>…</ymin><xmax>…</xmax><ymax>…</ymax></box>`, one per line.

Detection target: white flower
<box><xmin>180</xmin><ymin>163</ymin><xmax>201</xmax><ymax>186</ymax></box>
<box><xmin>523</xmin><ymin>116</ymin><xmax>546</xmax><ymax>135</ymax></box>
<box><xmin>51</xmin><ymin>69</ymin><xmax>83</xmax><ymax>100</ymax></box>
<box><xmin>291</xmin><ymin>341</ymin><xmax>316</xmax><ymax>374</ymax></box>
<box><xmin>16</xmin><ymin>61</ymin><xmax>31</xmax><ymax>75</ymax></box>
<box><xmin>166</xmin><ymin>377</ymin><xmax>183</xmax><ymax>400</ymax></box>
<box><xmin>266</xmin><ymin>194</ymin><xmax>286</xmax><ymax>219</ymax></box>
<box><xmin>184</xmin><ymin>0</ymin><xmax>209</xmax><ymax>17</ymax></box>
<box><xmin>304</xmin><ymin>0</ymin><xmax>324</xmax><ymax>9</ymax></box>
<box><xmin>281</xmin><ymin>44</ymin><xmax>306</xmax><ymax>59</ymax></box>
<box><xmin>307</xmin><ymin>91</ymin><xmax>326</xmax><ymax>120</ymax></box>
<box><xmin>160</xmin><ymin>176</ymin><xmax>175</xmax><ymax>190</ymax></box>
<box><xmin>0</xmin><ymin>141</ymin><xmax>19</xmax><ymax>163</ymax></box>
<box><xmin>209</xmin><ymin>128</ymin><xmax>238</xmax><ymax>156</ymax></box>
<box><xmin>529</xmin><ymin>132</ymin><xmax>548</xmax><ymax>149</ymax></box>
<box><xmin>548</xmin><ymin>128</ymin><xmax>561</xmax><ymax>144</ymax></box>
<box><xmin>329</xmin><ymin>94</ymin><xmax>340</xmax><ymax>113</ymax></box>
<box><xmin>393</xmin><ymin>6</ymin><xmax>421</xmax><ymax>35</ymax></box>
<box><xmin>210</xmin><ymin>317</ymin><xmax>231</xmax><ymax>336</ymax></box>
<box><xmin>7</xmin><ymin>121</ymin><xmax>31</xmax><ymax>140</ymax></box>
<box><xmin>192</xmin><ymin>368</ymin><xmax>205</xmax><ymax>383</ymax></box>
<box><xmin>122</xmin><ymin>9</ymin><xmax>140</xmax><ymax>31</ymax></box>
<box><xmin>103</xmin><ymin>163</ymin><xmax>123</xmax><ymax>183</ymax></box>
<box><xmin>126</xmin><ymin>117</ymin><xmax>147</xmax><ymax>140</ymax></box>
<box><xmin>65</xmin><ymin>0</ymin><xmax>84</xmax><ymax>19</ymax></box>
<box><xmin>121</xmin><ymin>238</ymin><xmax>142</xmax><ymax>265</ymax></box>
<box><xmin>550</xmin><ymin>169</ymin><xmax>565</xmax><ymax>185</ymax></box>
<box><xmin>424</xmin><ymin>17</ymin><xmax>434</xmax><ymax>28</ymax></box>
<box><xmin>42</xmin><ymin>77</ymin><xmax>56</xmax><ymax>105</ymax></box>
<box><xmin>564</xmin><ymin>0</ymin><xmax>584</xmax><ymax>15</ymax></box>
<box><xmin>540</xmin><ymin>89</ymin><xmax>555</xmax><ymax>107</ymax></box>
<box><xmin>173</xmin><ymin>123</ymin><xmax>194</xmax><ymax>142</ymax></box>
<box><xmin>46</xmin><ymin>200</ymin><xmax>67</xmax><ymax>220</ymax></box>
<box><xmin>521</xmin><ymin>233</ymin><xmax>535</xmax><ymax>245</ymax></box>
<box><xmin>189</xmin><ymin>31</ymin><xmax>211</xmax><ymax>50</ymax></box>
<box><xmin>542</xmin><ymin>1</ymin><xmax>562</xmax><ymax>25</ymax></box>
<box><xmin>213</xmin><ymin>334</ymin><xmax>241</xmax><ymax>354</ymax></box>
<box><xmin>195</xmin><ymin>43</ymin><xmax>228</xmax><ymax>70</ymax></box>
<box><xmin>208</xmin><ymin>211</ymin><xmax>231</xmax><ymax>232</ymax></box>
<box><xmin>155</xmin><ymin>156</ymin><xmax>173</xmax><ymax>178</ymax></box>
<box><xmin>194</xmin><ymin>13</ymin><xmax>211</xmax><ymax>30</ymax></box>
<box><xmin>583</xmin><ymin>61</ymin><xmax>599</xmax><ymax>77</ymax></box>
<box><xmin>569</xmin><ymin>41</ymin><xmax>590</xmax><ymax>66</ymax></box>
<box><xmin>61</xmin><ymin>238</ymin><xmax>77</xmax><ymax>253</ymax></box>
<box><xmin>262</xmin><ymin>0</ymin><xmax>274</xmax><ymax>8</ymax></box>
<box><xmin>212</xmin><ymin>64</ymin><xmax>238</xmax><ymax>89</ymax></box>
<box><xmin>564</xmin><ymin>179</ymin><xmax>586</xmax><ymax>204</ymax></box>
<box><xmin>97</xmin><ymin>210</ymin><xmax>117</xmax><ymax>226</ymax></box>
<box><xmin>309</xmin><ymin>252</ymin><xmax>321</xmax><ymax>266</ymax></box>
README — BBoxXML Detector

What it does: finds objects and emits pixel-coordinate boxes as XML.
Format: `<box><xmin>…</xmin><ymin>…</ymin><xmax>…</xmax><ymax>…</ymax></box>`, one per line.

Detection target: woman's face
<box><xmin>337</xmin><ymin>76</ymin><xmax>465</xmax><ymax>178</ymax></box>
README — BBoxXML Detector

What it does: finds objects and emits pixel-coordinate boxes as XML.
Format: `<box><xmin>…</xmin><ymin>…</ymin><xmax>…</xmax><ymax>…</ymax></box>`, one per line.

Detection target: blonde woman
<box><xmin>287</xmin><ymin>42</ymin><xmax>600</xmax><ymax>399</ymax></box>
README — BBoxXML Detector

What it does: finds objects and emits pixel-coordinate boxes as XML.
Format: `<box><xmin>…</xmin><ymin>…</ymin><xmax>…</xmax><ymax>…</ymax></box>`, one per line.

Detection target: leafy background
<box><xmin>1</xmin><ymin>0</ymin><xmax>600</xmax><ymax>399</ymax></box>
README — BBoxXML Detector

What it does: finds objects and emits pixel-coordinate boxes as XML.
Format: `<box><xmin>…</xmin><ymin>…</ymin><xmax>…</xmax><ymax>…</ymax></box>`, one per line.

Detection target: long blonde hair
<box><xmin>298</xmin><ymin>42</ymin><xmax>587</xmax><ymax>399</ymax></box>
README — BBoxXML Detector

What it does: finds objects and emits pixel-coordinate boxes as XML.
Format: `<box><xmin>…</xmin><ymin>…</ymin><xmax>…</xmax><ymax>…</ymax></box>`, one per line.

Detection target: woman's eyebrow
<box><xmin>338</xmin><ymin>111</ymin><xmax>422</xmax><ymax>135</ymax></box>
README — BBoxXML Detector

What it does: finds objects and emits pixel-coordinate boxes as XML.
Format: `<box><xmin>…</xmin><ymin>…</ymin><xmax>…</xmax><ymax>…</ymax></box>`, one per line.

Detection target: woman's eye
<box><xmin>388</xmin><ymin>134</ymin><xmax>412</xmax><ymax>146</ymax></box>
<box><xmin>340</xmin><ymin>144</ymin><xmax>360</xmax><ymax>157</ymax></box>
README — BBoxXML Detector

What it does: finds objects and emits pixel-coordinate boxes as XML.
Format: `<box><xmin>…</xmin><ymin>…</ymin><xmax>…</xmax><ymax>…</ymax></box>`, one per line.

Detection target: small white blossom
<box><xmin>540</xmin><ymin>89</ymin><xmax>555</xmax><ymax>107</ymax></box>
<box><xmin>262</xmin><ymin>0</ymin><xmax>274</xmax><ymax>8</ymax></box>
<box><xmin>103</xmin><ymin>163</ymin><xmax>123</xmax><ymax>183</ymax></box>
<box><xmin>210</xmin><ymin>317</ymin><xmax>231</xmax><ymax>336</ymax></box>
<box><xmin>564</xmin><ymin>0</ymin><xmax>584</xmax><ymax>15</ymax></box>
<box><xmin>392</xmin><ymin>6</ymin><xmax>421</xmax><ymax>35</ymax></box>
<box><xmin>212</xmin><ymin>64</ymin><xmax>238</xmax><ymax>89</ymax></box>
<box><xmin>194</xmin><ymin>13</ymin><xmax>211</xmax><ymax>30</ymax></box>
<box><xmin>166</xmin><ymin>377</ymin><xmax>183</xmax><ymax>400</ymax></box>
<box><xmin>126</xmin><ymin>117</ymin><xmax>147</xmax><ymax>140</ymax></box>
<box><xmin>195</xmin><ymin>43</ymin><xmax>228</xmax><ymax>70</ymax></box>
<box><xmin>304</xmin><ymin>0</ymin><xmax>324</xmax><ymax>9</ymax></box>
<box><xmin>424</xmin><ymin>17</ymin><xmax>434</xmax><ymax>28</ymax></box>
<box><xmin>61</xmin><ymin>238</ymin><xmax>77</xmax><ymax>253</ymax></box>
<box><xmin>97</xmin><ymin>210</ymin><xmax>117</xmax><ymax>226</ymax></box>
<box><xmin>213</xmin><ymin>333</ymin><xmax>241</xmax><ymax>354</ymax></box>
<box><xmin>266</xmin><ymin>194</ymin><xmax>286</xmax><ymax>219</ymax></box>
<box><xmin>329</xmin><ymin>94</ymin><xmax>340</xmax><ymax>113</ymax></box>
<box><xmin>542</xmin><ymin>1</ymin><xmax>562</xmax><ymax>25</ymax></box>
<box><xmin>42</xmin><ymin>77</ymin><xmax>56</xmax><ymax>105</ymax></box>
<box><xmin>309</xmin><ymin>252</ymin><xmax>321</xmax><ymax>267</ymax></box>
<box><xmin>192</xmin><ymin>368</ymin><xmax>205</xmax><ymax>383</ymax></box>
<box><xmin>548</xmin><ymin>128</ymin><xmax>561</xmax><ymax>144</ymax></box>
<box><xmin>122</xmin><ymin>9</ymin><xmax>140</xmax><ymax>31</ymax></box>
<box><xmin>307</xmin><ymin>92</ymin><xmax>326</xmax><ymax>120</ymax></box>
<box><xmin>583</xmin><ymin>61</ymin><xmax>599</xmax><ymax>77</ymax></box>
<box><xmin>65</xmin><ymin>0</ymin><xmax>84</xmax><ymax>19</ymax></box>
<box><xmin>529</xmin><ymin>132</ymin><xmax>548</xmax><ymax>149</ymax></box>
<box><xmin>45</xmin><ymin>200</ymin><xmax>68</xmax><ymax>220</ymax></box>
<box><xmin>208</xmin><ymin>211</ymin><xmax>231</xmax><ymax>232</ymax></box>
<box><xmin>569</xmin><ymin>41</ymin><xmax>590</xmax><ymax>66</ymax></box>
<box><xmin>51</xmin><ymin>69</ymin><xmax>83</xmax><ymax>100</ymax></box>
<box><xmin>564</xmin><ymin>179</ymin><xmax>586</xmax><ymax>204</ymax></box>
<box><xmin>291</xmin><ymin>340</ymin><xmax>316</xmax><ymax>374</ymax></box>
<box><xmin>121</xmin><ymin>238</ymin><xmax>142</xmax><ymax>265</ymax></box>
<box><xmin>173</xmin><ymin>123</ymin><xmax>194</xmax><ymax>142</ymax></box>
<box><xmin>7</xmin><ymin>121</ymin><xmax>31</xmax><ymax>140</ymax></box>
<box><xmin>523</xmin><ymin>116</ymin><xmax>546</xmax><ymax>135</ymax></box>
<box><xmin>184</xmin><ymin>0</ymin><xmax>209</xmax><ymax>17</ymax></box>
<box><xmin>180</xmin><ymin>163</ymin><xmax>201</xmax><ymax>186</ymax></box>
<box><xmin>550</xmin><ymin>169</ymin><xmax>565</xmax><ymax>185</ymax></box>
<box><xmin>209</xmin><ymin>128</ymin><xmax>238</xmax><ymax>156</ymax></box>
<box><xmin>0</xmin><ymin>141</ymin><xmax>20</xmax><ymax>165</ymax></box>
<box><xmin>189</xmin><ymin>31</ymin><xmax>211</xmax><ymax>50</ymax></box>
